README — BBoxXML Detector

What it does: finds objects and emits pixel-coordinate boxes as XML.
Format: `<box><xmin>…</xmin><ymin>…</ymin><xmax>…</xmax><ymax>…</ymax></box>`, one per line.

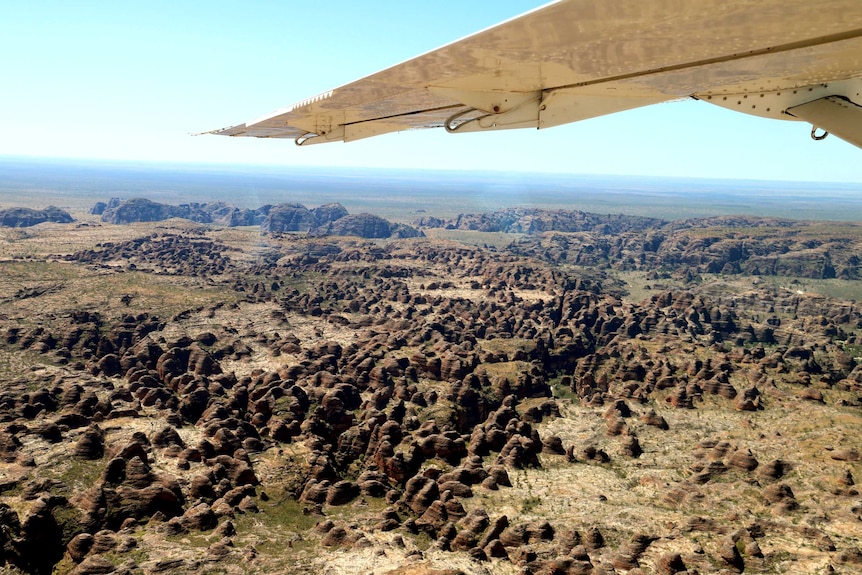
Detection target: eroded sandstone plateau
<box><xmin>0</xmin><ymin>210</ymin><xmax>860</xmax><ymax>575</ymax></box>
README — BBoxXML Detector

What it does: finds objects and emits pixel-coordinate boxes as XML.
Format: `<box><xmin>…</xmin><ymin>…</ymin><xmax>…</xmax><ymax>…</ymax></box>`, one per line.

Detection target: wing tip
<box><xmin>199</xmin><ymin>124</ymin><xmax>248</xmax><ymax>137</ymax></box>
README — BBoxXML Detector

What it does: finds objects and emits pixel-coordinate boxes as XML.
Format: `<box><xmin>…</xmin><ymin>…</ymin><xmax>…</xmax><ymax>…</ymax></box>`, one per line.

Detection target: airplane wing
<box><xmin>209</xmin><ymin>0</ymin><xmax>862</xmax><ymax>149</ymax></box>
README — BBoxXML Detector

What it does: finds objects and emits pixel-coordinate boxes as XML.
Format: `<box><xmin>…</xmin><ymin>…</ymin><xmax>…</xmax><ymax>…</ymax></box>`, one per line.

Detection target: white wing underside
<box><xmin>210</xmin><ymin>0</ymin><xmax>862</xmax><ymax>149</ymax></box>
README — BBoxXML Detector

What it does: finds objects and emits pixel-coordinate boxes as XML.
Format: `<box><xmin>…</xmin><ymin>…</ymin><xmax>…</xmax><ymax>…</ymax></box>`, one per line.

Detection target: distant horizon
<box><xmin>3</xmin><ymin>154</ymin><xmax>862</xmax><ymax>188</ymax></box>
<box><xmin>2</xmin><ymin>154</ymin><xmax>862</xmax><ymax>224</ymax></box>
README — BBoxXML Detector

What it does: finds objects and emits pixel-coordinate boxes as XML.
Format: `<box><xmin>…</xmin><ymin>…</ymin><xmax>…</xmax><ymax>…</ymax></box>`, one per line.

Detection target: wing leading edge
<box><xmin>210</xmin><ymin>0</ymin><xmax>862</xmax><ymax>149</ymax></box>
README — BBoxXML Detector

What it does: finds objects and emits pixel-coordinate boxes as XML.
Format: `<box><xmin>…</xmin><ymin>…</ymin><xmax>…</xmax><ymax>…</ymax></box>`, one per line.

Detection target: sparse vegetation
<box><xmin>1</xmin><ymin>176</ymin><xmax>862</xmax><ymax>575</ymax></box>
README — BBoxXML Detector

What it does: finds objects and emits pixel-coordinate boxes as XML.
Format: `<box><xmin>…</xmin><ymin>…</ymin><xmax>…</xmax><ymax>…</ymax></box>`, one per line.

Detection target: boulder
<box><xmin>402</xmin><ymin>475</ymin><xmax>440</xmax><ymax>515</ymax></box>
<box><xmin>326</xmin><ymin>480</ymin><xmax>360</xmax><ymax>506</ymax></box>
<box><xmin>73</xmin><ymin>426</ymin><xmax>105</xmax><ymax>460</ymax></box>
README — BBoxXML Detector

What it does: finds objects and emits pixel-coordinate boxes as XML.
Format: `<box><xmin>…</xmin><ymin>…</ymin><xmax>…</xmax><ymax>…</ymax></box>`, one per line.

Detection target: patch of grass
<box><xmin>612</xmin><ymin>270</ymin><xmax>682</xmax><ymax>303</ymax></box>
<box><xmin>0</xmin><ymin>349</ymin><xmax>56</xmax><ymax>384</ymax></box>
<box><xmin>842</xmin><ymin>342</ymin><xmax>862</xmax><ymax>359</ymax></box>
<box><xmin>52</xmin><ymin>457</ymin><xmax>104</xmax><ymax>492</ymax></box>
<box><xmin>234</xmin><ymin>495</ymin><xmax>318</xmax><ymax>539</ymax></box>
<box><xmin>275</xmin><ymin>271</ymin><xmax>327</xmax><ymax>295</ymax></box>
<box><xmin>53</xmin><ymin>503</ymin><xmax>86</xmax><ymax>547</ymax></box>
<box><xmin>228</xmin><ymin>497</ymin><xmax>324</xmax><ymax>573</ymax></box>
<box><xmin>0</xmin><ymin>263</ymin><xmax>244</xmax><ymax>328</ymax></box>
<box><xmin>423</xmin><ymin>229</ymin><xmax>524</xmax><ymax>248</ymax></box>
<box><xmin>550</xmin><ymin>378</ymin><xmax>577</xmax><ymax>402</ymax></box>
<box><xmin>749</xmin><ymin>275</ymin><xmax>862</xmax><ymax>301</ymax></box>
<box><xmin>480</xmin><ymin>337</ymin><xmax>536</xmax><ymax>356</ymax></box>
<box><xmin>165</xmin><ymin>530</ymin><xmax>214</xmax><ymax>550</ymax></box>
<box><xmin>51</xmin><ymin>556</ymin><xmax>78</xmax><ymax>575</ymax></box>
<box><xmin>417</xmin><ymin>403</ymin><xmax>458</xmax><ymax>429</ymax></box>
<box><xmin>0</xmin><ymin>260</ymin><xmax>80</xmax><ymax>282</ymax></box>
<box><xmin>480</xmin><ymin>361</ymin><xmax>530</xmax><ymax>382</ymax></box>
<box><xmin>521</xmin><ymin>495</ymin><xmax>543</xmax><ymax>514</ymax></box>
<box><xmin>412</xmin><ymin>531</ymin><xmax>434</xmax><ymax>551</ymax></box>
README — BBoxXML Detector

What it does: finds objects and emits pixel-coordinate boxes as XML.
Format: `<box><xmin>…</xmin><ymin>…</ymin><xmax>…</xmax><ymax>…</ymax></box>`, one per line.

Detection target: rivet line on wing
<box><xmin>284</xmin><ymin>91</ymin><xmax>335</xmax><ymax>113</ymax></box>
<box><xmin>551</xmin><ymin>28</ymin><xmax>862</xmax><ymax>93</ymax></box>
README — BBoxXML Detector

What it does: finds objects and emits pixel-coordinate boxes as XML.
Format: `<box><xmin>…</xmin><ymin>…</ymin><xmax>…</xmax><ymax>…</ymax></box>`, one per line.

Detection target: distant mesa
<box><xmin>94</xmin><ymin>198</ymin><xmax>422</xmax><ymax>239</ymax></box>
<box><xmin>208</xmin><ymin>201</ymin><xmax>273</xmax><ymax>227</ymax></box>
<box><xmin>0</xmin><ymin>206</ymin><xmax>74</xmax><ymax>227</ymax></box>
<box><xmin>99</xmin><ymin>198</ymin><xmax>268</xmax><ymax>227</ymax></box>
<box><xmin>262</xmin><ymin>203</ymin><xmax>423</xmax><ymax>239</ymax></box>
<box><xmin>308</xmin><ymin>213</ymin><xmax>424</xmax><ymax>239</ymax></box>
<box><xmin>260</xmin><ymin>202</ymin><xmax>349</xmax><ymax>233</ymax></box>
<box><xmin>414</xmin><ymin>208</ymin><xmax>664</xmax><ymax>234</ymax></box>
<box><xmin>415</xmin><ymin>208</ymin><xmax>862</xmax><ymax>280</ymax></box>
<box><xmin>90</xmin><ymin>197</ymin><xmax>121</xmax><ymax>216</ymax></box>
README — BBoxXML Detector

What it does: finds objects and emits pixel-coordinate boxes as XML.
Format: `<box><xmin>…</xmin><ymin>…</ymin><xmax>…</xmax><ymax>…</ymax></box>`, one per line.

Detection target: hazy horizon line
<box><xmin>3</xmin><ymin>153</ymin><xmax>861</xmax><ymax>188</ymax></box>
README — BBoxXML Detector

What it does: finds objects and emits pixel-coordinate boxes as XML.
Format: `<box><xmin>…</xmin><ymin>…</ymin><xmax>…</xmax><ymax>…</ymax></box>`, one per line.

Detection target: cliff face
<box><xmin>0</xmin><ymin>206</ymin><xmax>74</xmax><ymax>227</ymax></box>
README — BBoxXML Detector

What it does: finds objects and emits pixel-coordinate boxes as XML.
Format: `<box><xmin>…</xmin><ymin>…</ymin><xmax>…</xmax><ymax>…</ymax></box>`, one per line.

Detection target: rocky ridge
<box><xmin>417</xmin><ymin>208</ymin><xmax>862</xmax><ymax>280</ymax></box>
<box><xmin>93</xmin><ymin>198</ymin><xmax>422</xmax><ymax>240</ymax></box>
<box><xmin>97</xmin><ymin>198</ymin><xmax>269</xmax><ymax>227</ymax></box>
<box><xmin>0</xmin><ymin>207</ymin><xmax>74</xmax><ymax>228</ymax></box>
<box><xmin>415</xmin><ymin>208</ymin><xmax>663</xmax><ymax>235</ymax></box>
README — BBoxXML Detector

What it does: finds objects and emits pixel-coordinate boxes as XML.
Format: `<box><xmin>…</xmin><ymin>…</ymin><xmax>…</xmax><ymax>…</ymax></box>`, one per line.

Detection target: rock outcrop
<box><xmin>0</xmin><ymin>206</ymin><xmax>74</xmax><ymax>227</ymax></box>
<box><xmin>420</xmin><ymin>210</ymin><xmax>862</xmax><ymax>280</ymax></box>
<box><xmin>100</xmin><ymin>199</ymin><xmax>267</xmax><ymax>226</ymax></box>
<box><xmin>309</xmin><ymin>213</ymin><xmax>423</xmax><ymax>239</ymax></box>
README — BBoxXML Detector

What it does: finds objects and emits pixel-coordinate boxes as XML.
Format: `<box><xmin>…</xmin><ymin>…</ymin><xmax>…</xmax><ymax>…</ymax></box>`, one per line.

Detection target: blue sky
<box><xmin>1</xmin><ymin>1</ymin><xmax>859</xmax><ymax>182</ymax></box>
